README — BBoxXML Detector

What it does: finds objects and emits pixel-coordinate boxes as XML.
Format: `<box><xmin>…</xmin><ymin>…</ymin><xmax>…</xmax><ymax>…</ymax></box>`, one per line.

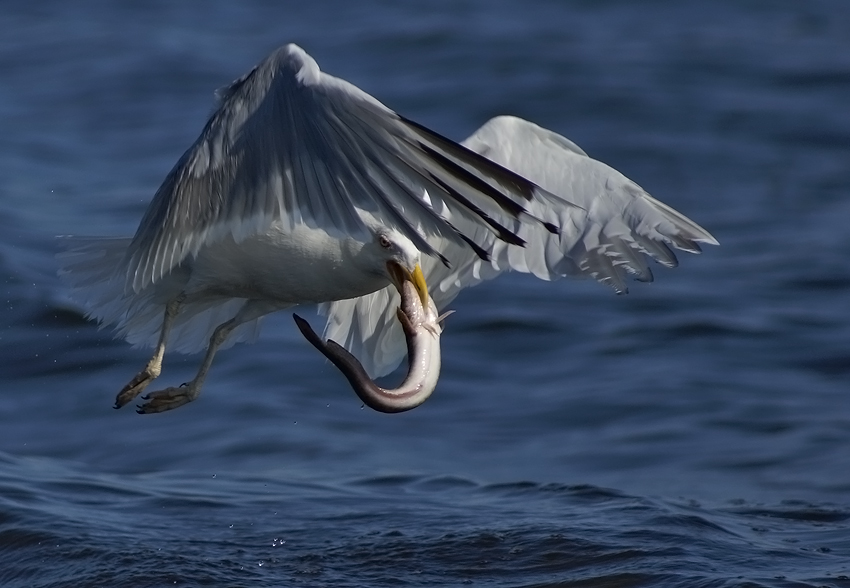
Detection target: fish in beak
<box><xmin>294</xmin><ymin>262</ymin><xmax>446</xmax><ymax>413</ymax></box>
<box><xmin>387</xmin><ymin>261</ymin><xmax>429</xmax><ymax>308</ymax></box>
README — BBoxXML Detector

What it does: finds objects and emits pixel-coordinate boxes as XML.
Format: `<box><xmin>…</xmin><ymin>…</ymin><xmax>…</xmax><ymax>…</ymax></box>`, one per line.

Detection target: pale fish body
<box><xmin>294</xmin><ymin>279</ymin><xmax>443</xmax><ymax>413</ymax></box>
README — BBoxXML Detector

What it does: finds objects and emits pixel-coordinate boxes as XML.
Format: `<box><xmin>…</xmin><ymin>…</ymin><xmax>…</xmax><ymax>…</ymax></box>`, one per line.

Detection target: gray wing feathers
<box><xmin>322</xmin><ymin>115</ymin><xmax>718</xmax><ymax>377</ymax></box>
<box><xmin>126</xmin><ymin>44</ymin><xmax>556</xmax><ymax>293</ymax></box>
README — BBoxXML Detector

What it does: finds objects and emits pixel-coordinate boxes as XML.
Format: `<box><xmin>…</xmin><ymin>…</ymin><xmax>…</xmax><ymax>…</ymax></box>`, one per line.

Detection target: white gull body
<box><xmin>59</xmin><ymin>43</ymin><xmax>717</xmax><ymax>412</ymax></box>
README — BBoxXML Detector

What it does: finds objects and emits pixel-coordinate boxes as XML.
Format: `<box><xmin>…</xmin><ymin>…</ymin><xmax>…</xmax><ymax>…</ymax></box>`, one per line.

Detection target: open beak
<box><xmin>387</xmin><ymin>261</ymin><xmax>429</xmax><ymax>307</ymax></box>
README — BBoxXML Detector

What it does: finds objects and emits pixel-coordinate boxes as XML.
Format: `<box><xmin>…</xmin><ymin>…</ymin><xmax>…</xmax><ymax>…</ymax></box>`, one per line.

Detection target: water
<box><xmin>2</xmin><ymin>1</ymin><xmax>849</xmax><ymax>586</ymax></box>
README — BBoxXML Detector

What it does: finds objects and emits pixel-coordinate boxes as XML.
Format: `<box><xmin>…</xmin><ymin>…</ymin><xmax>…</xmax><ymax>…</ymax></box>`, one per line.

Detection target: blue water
<box><xmin>2</xmin><ymin>1</ymin><xmax>850</xmax><ymax>586</ymax></box>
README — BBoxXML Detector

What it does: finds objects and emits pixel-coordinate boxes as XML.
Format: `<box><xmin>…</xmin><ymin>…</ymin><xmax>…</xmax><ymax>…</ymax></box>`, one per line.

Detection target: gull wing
<box><xmin>124</xmin><ymin>45</ymin><xmax>563</xmax><ymax>293</ymax></box>
<box><xmin>321</xmin><ymin>116</ymin><xmax>718</xmax><ymax>377</ymax></box>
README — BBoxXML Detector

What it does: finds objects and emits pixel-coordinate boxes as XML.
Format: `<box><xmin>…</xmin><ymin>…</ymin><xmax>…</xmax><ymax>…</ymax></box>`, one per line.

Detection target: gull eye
<box><xmin>378</xmin><ymin>235</ymin><xmax>391</xmax><ymax>249</ymax></box>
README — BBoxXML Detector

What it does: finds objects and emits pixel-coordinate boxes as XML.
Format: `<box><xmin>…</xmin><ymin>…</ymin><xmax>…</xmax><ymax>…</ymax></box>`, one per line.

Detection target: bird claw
<box><xmin>135</xmin><ymin>384</ymin><xmax>199</xmax><ymax>414</ymax></box>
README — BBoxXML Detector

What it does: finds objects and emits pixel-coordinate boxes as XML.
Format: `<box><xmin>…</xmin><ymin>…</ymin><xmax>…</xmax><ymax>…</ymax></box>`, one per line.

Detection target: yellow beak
<box><xmin>410</xmin><ymin>264</ymin><xmax>429</xmax><ymax>307</ymax></box>
<box><xmin>387</xmin><ymin>262</ymin><xmax>429</xmax><ymax>307</ymax></box>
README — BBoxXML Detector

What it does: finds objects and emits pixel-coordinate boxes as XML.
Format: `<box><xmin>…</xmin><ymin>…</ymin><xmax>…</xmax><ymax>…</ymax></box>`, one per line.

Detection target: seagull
<box><xmin>59</xmin><ymin>43</ymin><xmax>717</xmax><ymax>414</ymax></box>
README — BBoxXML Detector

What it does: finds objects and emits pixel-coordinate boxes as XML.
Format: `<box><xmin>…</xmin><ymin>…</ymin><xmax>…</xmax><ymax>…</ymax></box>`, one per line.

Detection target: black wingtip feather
<box><xmin>401</xmin><ymin>115</ymin><xmax>537</xmax><ymax>201</ymax></box>
<box><xmin>458</xmin><ymin>233</ymin><xmax>491</xmax><ymax>261</ymax></box>
<box><xmin>419</xmin><ymin>143</ymin><xmax>527</xmax><ymax>218</ymax></box>
<box><xmin>428</xmin><ymin>174</ymin><xmax>526</xmax><ymax>247</ymax></box>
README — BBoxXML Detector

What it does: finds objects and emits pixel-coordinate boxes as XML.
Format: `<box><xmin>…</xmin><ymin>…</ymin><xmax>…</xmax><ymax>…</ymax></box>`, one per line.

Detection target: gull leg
<box><xmin>135</xmin><ymin>316</ymin><xmax>236</xmax><ymax>414</ymax></box>
<box><xmin>114</xmin><ymin>295</ymin><xmax>184</xmax><ymax>409</ymax></box>
<box><xmin>136</xmin><ymin>300</ymin><xmax>286</xmax><ymax>414</ymax></box>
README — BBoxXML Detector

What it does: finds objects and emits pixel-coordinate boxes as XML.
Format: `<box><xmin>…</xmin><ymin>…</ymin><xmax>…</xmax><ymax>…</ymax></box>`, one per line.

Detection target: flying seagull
<box><xmin>59</xmin><ymin>43</ymin><xmax>717</xmax><ymax>414</ymax></box>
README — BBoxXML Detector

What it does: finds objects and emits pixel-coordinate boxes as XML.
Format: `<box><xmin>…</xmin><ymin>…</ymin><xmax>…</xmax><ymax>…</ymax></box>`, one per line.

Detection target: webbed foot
<box><xmin>135</xmin><ymin>382</ymin><xmax>200</xmax><ymax>414</ymax></box>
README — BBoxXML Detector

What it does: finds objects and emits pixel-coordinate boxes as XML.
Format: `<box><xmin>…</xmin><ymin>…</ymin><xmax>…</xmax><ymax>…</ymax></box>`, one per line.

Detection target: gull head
<box><xmin>358</xmin><ymin>227</ymin><xmax>428</xmax><ymax>306</ymax></box>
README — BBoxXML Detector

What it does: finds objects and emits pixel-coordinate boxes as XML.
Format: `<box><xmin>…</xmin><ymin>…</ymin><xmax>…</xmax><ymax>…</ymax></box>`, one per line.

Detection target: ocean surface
<box><xmin>2</xmin><ymin>1</ymin><xmax>850</xmax><ymax>586</ymax></box>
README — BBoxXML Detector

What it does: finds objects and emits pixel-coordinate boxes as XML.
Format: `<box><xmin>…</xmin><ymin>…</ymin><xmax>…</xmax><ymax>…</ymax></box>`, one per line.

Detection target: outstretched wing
<box><xmin>124</xmin><ymin>45</ymin><xmax>565</xmax><ymax>293</ymax></box>
<box><xmin>321</xmin><ymin>116</ymin><xmax>718</xmax><ymax>377</ymax></box>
